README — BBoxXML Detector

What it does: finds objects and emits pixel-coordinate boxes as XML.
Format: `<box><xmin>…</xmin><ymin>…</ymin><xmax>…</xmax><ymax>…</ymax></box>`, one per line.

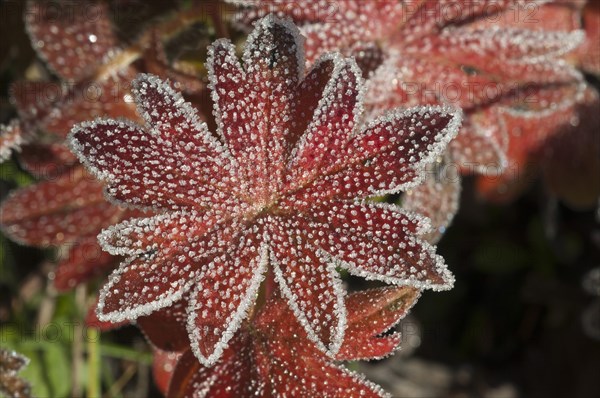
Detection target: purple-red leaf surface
<box><xmin>144</xmin><ymin>286</ymin><xmax>419</xmax><ymax>398</ymax></box>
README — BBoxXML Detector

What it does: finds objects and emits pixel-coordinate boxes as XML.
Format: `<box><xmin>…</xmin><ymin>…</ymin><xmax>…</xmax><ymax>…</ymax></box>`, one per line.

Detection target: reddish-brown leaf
<box><xmin>0</xmin><ymin>166</ymin><xmax>119</xmax><ymax>246</ymax></box>
<box><xmin>53</xmin><ymin>237</ymin><xmax>118</xmax><ymax>291</ymax></box>
<box><xmin>337</xmin><ymin>286</ymin><xmax>420</xmax><ymax>361</ymax></box>
<box><xmin>71</xmin><ymin>16</ymin><xmax>459</xmax><ymax>367</ymax></box>
<box><xmin>25</xmin><ymin>0</ymin><xmax>118</xmax><ymax>80</ymax></box>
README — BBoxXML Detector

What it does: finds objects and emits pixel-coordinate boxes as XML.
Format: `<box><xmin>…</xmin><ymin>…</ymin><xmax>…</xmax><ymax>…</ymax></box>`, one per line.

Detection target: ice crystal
<box><xmin>144</xmin><ymin>286</ymin><xmax>420</xmax><ymax>397</ymax></box>
<box><xmin>69</xmin><ymin>16</ymin><xmax>461</xmax><ymax>366</ymax></box>
<box><xmin>86</xmin><ymin>297</ymin><xmax>130</xmax><ymax>332</ymax></box>
<box><xmin>0</xmin><ymin>121</ymin><xmax>24</xmax><ymax>162</ymax></box>
<box><xmin>230</xmin><ymin>0</ymin><xmax>588</xmax><ymax>235</ymax></box>
<box><xmin>0</xmin><ymin>348</ymin><xmax>31</xmax><ymax>398</ymax></box>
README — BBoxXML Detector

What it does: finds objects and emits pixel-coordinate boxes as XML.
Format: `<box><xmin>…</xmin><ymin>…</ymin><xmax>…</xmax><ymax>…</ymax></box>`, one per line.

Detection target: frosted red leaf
<box><xmin>70</xmin><ymin>16</ymin><xmax>460</xmax><ymax>366</ymax></box>
<box><xmin>0</xmin><ymin>0</ymin><xmax>204</xmax><ymax>161</ymax></box>
<box><xmin>146</xmin><ymin>286</ymin><xmax>418</xmax><ymax>398</ymax></box>
<box><xmin>231</xmin><ymin>0</ymin><xmax>588</xmax><ymax>233</ymax></box>
<box><xmin>25</xmin><ymin>0</ymin><xmax>118</xmax><ymax>81</ymax></box>
<box><xmin>336</xmin><ymin>286</ymin><xmax>421</xmax><ymax>361</ymax></box>
<box><xmin>478</xmin><ymin>86</ymin><xmax>600</xmax><ymax>208</ymax></box>
<box><xmin>0</xmin><ymin>0</ymin><xmax>137</xmax><ymax>159</ymax></box>
<box><xmin>402</xmin><ymin>158</ymin><xmax>462</xmax><ymax>244</ymax></box>
<box><xmin>0</xmin><ymin>163</ymin><xmax>141</xmax><ymax>291</ymax></box>
<box><xmin>230</xmin><ymin>0</ymin><xmax>407</xmax><ymax>65</ymax></box>
<box><xmin>0</xmin><ymin>1</ymin><xmax>206</xmax><ymax>292</ymax></box>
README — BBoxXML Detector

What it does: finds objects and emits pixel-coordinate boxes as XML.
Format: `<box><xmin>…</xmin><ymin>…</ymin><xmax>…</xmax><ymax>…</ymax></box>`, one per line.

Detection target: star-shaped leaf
<box><xmin>70</xmin><ymin>16</ymin><xmax>460</xmax><ymax>366</ymax></box>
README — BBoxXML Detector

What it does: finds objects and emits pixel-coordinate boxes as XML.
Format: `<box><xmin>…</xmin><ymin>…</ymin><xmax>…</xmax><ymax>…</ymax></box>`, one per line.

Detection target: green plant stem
<box><xmin>87</xmin><ymin>328</ymin><xmax>101</xmax><ymax>398</ymax></box>
<box><xmin>72</xmin><ymin>285</ymin><xmax>86</xmax><ymax>397</ymax></box>
<box><xmin>100</xmin><ymin>344</ymin><xmax>153</xmax><ymax>365</ymax></box>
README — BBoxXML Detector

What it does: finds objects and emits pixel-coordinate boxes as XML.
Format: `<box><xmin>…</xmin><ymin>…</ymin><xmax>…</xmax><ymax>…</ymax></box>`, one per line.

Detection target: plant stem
<box><xmin>105</xmin><ymin>363</ymin><xmax>137</xmax><ymax>398</ymax></box>
<box><xmin>87</xmin><ymin>328</ymin><xmax>101</xmax><ymax>398</ymax></box>
<box><xmin>72</xmin><ymin>284</ymin><xmax>86</xmax><ymax>397</ymax></box>
<box><xmin>100</xmin><ymin>344</ymin><xmax>153</xmax><ymax>365</ymax></box>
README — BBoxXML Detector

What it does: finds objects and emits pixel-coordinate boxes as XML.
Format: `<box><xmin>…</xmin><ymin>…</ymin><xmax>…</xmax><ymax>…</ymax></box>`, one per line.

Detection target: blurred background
<box><xmin>1</xmin><ymin>0</ymin><xmax>599</xmax><ymax>397</ymax></box>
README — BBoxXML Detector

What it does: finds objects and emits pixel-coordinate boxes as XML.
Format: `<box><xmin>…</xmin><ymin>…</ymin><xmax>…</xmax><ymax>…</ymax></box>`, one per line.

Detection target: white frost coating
<box><xmin>206</xmin><ymin>38</ymin><xmax>247</xmax><ymax>145</ymax></box>
<box><xmin>270</xmin><ymin>248</ymin><xmax>347</xmax><ymax>356</ymax></box>
<box><xmin>98</xmin><ymin>211</ymin><xmax>187</xmax><ymax>256</ymax></box>
<box><xmin>243</xmin><ymin>14</ymin><xmax>306</xmax><ymax>84</ymax></box>
<box><xmin>68</xmin><ymin>117</ymin><xmax>145</xmax><ymax>181</ymax></box>
<box><xmin>187</xmin><ymin>236</ymin><xmax>269</xmax><ymax>367</ymax></box>
<box><xmin>287</xmin><ymin>52</ymin><xmax>365</xmax><ymax>172</ymax></box>
<box><xmin>502</xmin><ymin>79</ymin><xmax>588</xmax><ymax>119</ymax></box>
<box><xmin>131</xmin><ymin>73</ymin><xmax>231</xmax><ymax>158</ymax></box>
<box><xmin>440</xmin><ymin>27</ymin><xmax>586</xmax><ymax>62</ymax></box>
<box><xmin>225</xmin><ymin>0</ymin><xmax>259</xmax><ymax>5</ymax></box>
<box><xmin>68</xmin><ymin>117</ymin><xmax>177</xmax><ymax>213</ymax></box>
<box><xmin>336</xmin><ymin>249</ymin><xmax>455</xmax><ymax>292</ymax></box>
<box><xmin>363</xmin><ymin>200</ymin><xmax>434</xmax><ymax>237</ymax></box>
<box><xmin>317</xmin><ymin>202</ymin><xmax>456</xmax><ymax>290</ymax></box>
<box><xmin>0</xmin><ymin>120</ymin><xmax>25</xmax><ymax>162</ymax></box>
<box><xmin>206</xmin><ymin>14</ymin><xmax>306</xmax><ymax>201</ymax></box>
<box><xmin>66</xmin><ymin>14</ymin><xmax>465</xmax><ymax>369</ymax></box>
<box><xmin>69</xmin><ymin>110</ymin><xmax>238</xmax><ymax>213</ymax></box>
<box><xmin>362</xmin><ymin>105</ymin><xmax>463</xmax><ymax>196</ymax></box>
<box><xmin>96</xmin><ymin>257</ymin><xmax>194</xmax><ymax>323</ymax></box>
<box><xmin>335</xmin><ymin>364</ymin><xmax>390</xmax><ymax>398</ymax></box>
<box><xmin>131</xmin><ymin>73</ymin><xmax>237</xmax><ymax>179</ymax></box>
